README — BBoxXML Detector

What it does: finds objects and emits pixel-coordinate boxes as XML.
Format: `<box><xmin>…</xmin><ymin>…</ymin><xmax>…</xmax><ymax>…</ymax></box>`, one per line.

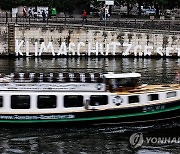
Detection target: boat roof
<box><xmin>103</xmin><ymin>72</ymin><xmax>141</xmax><ymax>79</ymax></box>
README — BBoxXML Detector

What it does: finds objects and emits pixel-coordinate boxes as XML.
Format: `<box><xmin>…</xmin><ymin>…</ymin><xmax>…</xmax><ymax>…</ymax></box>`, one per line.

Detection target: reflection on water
<box><xmin>0</xmin><ymin>57</ymin><xmax>179</xmax><ymax>153</ymax></box>
<box><xmin>0</xmin><ymin>122</ymin><xmax>180</xmax><ymax>154</ymax></box>
<box><xmin>0</xmin><ymin>57</ymin><xmax>179</xmax><ymax>84</ymax></box>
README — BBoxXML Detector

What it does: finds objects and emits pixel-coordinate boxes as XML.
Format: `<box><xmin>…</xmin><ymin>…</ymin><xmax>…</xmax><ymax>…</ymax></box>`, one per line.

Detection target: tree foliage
<box><xmin>0</xmin><ymin>0</ymin><xmax>92</xmax><ymax>13</ymax></box>
<box><xmin>0</xmin><ymin>0</ymin><xmax>179</xmax><ymax>12</ymax></box>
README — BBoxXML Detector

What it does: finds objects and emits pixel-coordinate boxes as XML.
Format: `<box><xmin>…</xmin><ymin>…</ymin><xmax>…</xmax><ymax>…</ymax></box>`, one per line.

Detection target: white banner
<box><xmin>105</xmin><ymin>1</ymin><xmax>114</xmax><ymax>5</ymax></box>
<box><xmin>37</xmin><ymin>6</ymin><xmax>48</xmax><ymax>17</ymax></box>
<box><xmin>12</xmin><ymin>8</ymin><xmax>18</xmax><ymax>17</ymax></box>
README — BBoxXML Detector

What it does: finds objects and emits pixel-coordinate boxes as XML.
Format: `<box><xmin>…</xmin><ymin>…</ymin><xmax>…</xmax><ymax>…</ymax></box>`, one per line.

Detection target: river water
<box><xmin>0</xmin><ymin>57</ymin><xmax>180</xmax><ymax>153</ymax></box>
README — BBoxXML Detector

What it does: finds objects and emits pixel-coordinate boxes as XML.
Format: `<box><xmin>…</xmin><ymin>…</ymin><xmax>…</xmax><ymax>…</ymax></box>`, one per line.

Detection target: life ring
<box><xmin>96</xmin><ymin>83</ymin><xmax>103</xmax><ymax>90</ymax></box>
<box><xmin>113</xmin><ymin>96</ymin><xmax>123</xmax><ymax>106</ymax></box>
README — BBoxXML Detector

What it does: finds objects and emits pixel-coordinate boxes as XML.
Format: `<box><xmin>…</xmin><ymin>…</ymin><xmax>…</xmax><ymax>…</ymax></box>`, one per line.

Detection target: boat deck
<box><xmin>116</xmin><ymin>84</ymin><xmax>180</xmax><ymax>95</ymax></box>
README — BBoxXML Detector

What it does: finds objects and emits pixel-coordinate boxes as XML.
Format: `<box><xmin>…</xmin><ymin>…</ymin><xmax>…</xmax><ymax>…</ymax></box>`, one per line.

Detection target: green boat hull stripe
<box><xmin>0</xmin><ymin>105</ymin><xmax>180</xmax><ymax>123</ymax></box>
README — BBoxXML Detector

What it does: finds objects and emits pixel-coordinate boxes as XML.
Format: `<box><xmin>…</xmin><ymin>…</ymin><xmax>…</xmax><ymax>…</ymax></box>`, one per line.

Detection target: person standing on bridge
<box><xmin>42</xmin><ymin>10</ymin><xmax>46</xmax><ymax>22</ymax></box>
<box><xmin>23</xmin><ymin>6</ymin><xmax>27</xmax><ymax>17</ymax></box>
<box><xmin>82</xmin><ymin>10</ymin><xmax>87</xmax><ymax>24</ymax></box>
<box><xmin>28</xmin><ymin>8</ymin><xmax>33</xmax><ymax>18</ymax></box>
<box><xmin>99</xmin><ymin>6</ymin><xmax>105</xmax><ymax>21</ymax></box>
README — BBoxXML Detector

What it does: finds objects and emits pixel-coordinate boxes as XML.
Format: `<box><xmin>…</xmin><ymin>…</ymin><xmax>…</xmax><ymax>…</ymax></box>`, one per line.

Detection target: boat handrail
<box><xmin>0</xmin><ymin>72</ymin><xmax>105</xmax><ymax>83</ymax></box>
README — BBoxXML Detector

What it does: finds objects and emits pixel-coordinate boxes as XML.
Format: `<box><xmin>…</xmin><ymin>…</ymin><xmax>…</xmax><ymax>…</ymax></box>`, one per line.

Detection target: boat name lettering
<box><xmin>0</xmin><ymin>83</ymin><xmax>106</xmax><ymax>91</ymax></box>
<box><xmin>14</xmin><ymin>83</ymin><xmax>87</xmax><ymax>87</ymax></box>
<box><xmin>0</xmin><ymin>114</ymin><xmax>75</xmax><ymax>120</ymax></box>
<box><xmin>143</xmin><ymin>105</ymin><xmax>165</xmax><ymax>112</ymax></box>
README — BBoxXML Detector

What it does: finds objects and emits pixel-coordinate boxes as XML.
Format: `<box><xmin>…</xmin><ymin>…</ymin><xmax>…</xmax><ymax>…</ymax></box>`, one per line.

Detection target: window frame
<box><xmin>64</xmin><ymin>95</ymin><xmax>84</xmax><ymax>108</ymax></box>
<box><xmin>128</xmin><ymin>95</ymin><xmax>140</xmax><ymax>104</ymax></box>
<box><xmin>37</xmin><ymin>95</ymin><xmax>57</xmax><ymax>109</ymax></box>
<box><xmin>0</xmin><ymin>96</ymin><xmax>3</xmax><ymax>108</ymax></box>
<box><xmin>148</xmin><ymin>94</ymin><xmax>159</xmax><ymax>102</ymax></box>
<box><xmin>166</xmin><ymin>91</ymin><xmax>177</xmax><ymax>98</ymax></box>
<box><xmin>89</xmin><ymin>95</ymin><xmax>108</xmax><ymax>106</ymax></box>
<box><xmin>11</xmin><ymin>95</ymin><xmax>30</xmax><ymax>109</ymax></box>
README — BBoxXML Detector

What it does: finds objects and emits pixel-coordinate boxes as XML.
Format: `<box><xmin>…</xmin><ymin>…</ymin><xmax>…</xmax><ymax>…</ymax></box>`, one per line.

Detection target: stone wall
<box><xmin>3</xmin><ymin>25</ymin><xmax>180</xmax><ymax>57</ymax></box>
<box><xmin>0</xmin><ymin>25</ymin><xmax>8</xmax><ymax>55</ymax></box>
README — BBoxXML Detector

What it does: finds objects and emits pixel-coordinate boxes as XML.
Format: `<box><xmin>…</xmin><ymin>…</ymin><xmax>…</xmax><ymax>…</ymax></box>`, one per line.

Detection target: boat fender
<box><xmin>113</xmin><ymin>96</ymin><xmax>123</xmax><ymax>106</ymax></box>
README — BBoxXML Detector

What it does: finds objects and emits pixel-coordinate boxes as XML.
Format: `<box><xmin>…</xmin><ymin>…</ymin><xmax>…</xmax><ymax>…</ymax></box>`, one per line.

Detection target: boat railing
<box><xmin>5</xmin><ymin>72</ymin><xmax>105</xmax><ymax>83</ymax></box>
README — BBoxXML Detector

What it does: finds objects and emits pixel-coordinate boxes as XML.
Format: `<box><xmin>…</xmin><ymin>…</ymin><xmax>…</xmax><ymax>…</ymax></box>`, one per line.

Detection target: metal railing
<box><xmin>0</xmin><ymin>12</ymin><xmax>180</xmax><ymax>31</ymax></box>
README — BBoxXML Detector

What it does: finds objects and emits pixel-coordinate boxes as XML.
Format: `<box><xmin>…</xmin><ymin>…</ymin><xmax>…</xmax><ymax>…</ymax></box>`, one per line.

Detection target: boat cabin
<box><xmin>104</xmin><ymin>72</ymin><xmax>141</xmax><ymax>92</ymax></box>
<box><xmin>0</xmin><ymin>72</ymin><xmax>141</xmax><ymax>92</ymax></box>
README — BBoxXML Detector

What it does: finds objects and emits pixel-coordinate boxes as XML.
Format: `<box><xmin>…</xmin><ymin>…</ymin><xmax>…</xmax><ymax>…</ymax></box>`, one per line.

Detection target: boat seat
<box><xmin>43</xmin><ymin>74</ymin><xmax>50</xmax><ymax>82</ymax></box>
<box><xmin>94</xmin><ymin>73</ymin><xmax>103</xmax><ymax>83</ymax></box>
<box><xmin>80</xmin><ymin>73</ymin><xmax>85</xmax><ymax>82</ymax></box>
<box><xmin>13</xmin><ymin>73</ymin><xmax>20</xmax><ymax>81</ymax></box>
<box><xmin>58</xmin><ymin>73</ymin><xmax>64</xmax><ymax>82</ymax></box>
<box><xmin>74</xmin><ymin>73</ymin><xmax>80</xmax><ymax>82</ymax></box>
<box><xmin>0</xmin><ymin>73</ymin><xmax>5</xmax><ymax>78</ymax></box>
<box><xmin>24</xmin><ymin>73</ymin><xmax>30</xmax><ymax>80</ymax></box>
<box><xmin>69</xmin><ymin>73</ymin><xmax>75</xmax><ymax>82</ymax></box>
<box><xmin>29</xmin><ymin>73</ymin><xmax>35</xmax><ymax>82</ymax></box>
<box><xmin>33</xmin><ymin>73</ymin><xmax>40</xmax><ymax>82</ymax></box>
<box><xmin>63</xmin><ymin>73</ymin><xmax>70</xmax><ymax>82</ymax></box>
<box><xmin>52</xmin><ymin>73</ymin><xmax>59</xmax><ymax>82</ymax></box>
<box><xmin>13</xmin><ymin>73</ymin><xmax>25</xmax><ymax>82</ymax></box>
<box><xmin>85</xmin><ymin>73</ymin><xmax>92</xmax><ymax>83</ymax></box>
<box><xmin>24</xmin><ymin>72</ymin><xmax>33</xmax><ymax>82</ymax></box>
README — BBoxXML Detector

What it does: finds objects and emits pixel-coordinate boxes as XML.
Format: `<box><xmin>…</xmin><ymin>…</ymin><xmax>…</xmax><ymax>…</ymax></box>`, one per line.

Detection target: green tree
<box><xmin>1</xmin><ymin>0</ymin><xmax>180</xmax><ymax>14</ymax></box>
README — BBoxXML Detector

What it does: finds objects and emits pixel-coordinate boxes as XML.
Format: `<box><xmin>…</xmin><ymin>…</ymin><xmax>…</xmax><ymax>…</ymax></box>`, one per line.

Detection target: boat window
<box><xmin>90</xmin><ymin>95</ymin><xmax>108</xmax><ymax>106</ymax></box>
<box><xmin>167</xmin><ymin>91</ymin><xmax>177</xmax><ymax>98</ymax></box>
<box><xmin>11</xmin><ymin>95</ymin><xmax>30</xmax><ymax>109</ymax></box>
<box><xmin>0</xmin><ymin>96</ymin><xmax>3</xmax><ymax>107</ymax></box>
<box><xmin>64</xmin><ymin>95</ymin><xmax>83</xmax><ymax>108</ymax></box>
<box><xmin>109</xmin><ymin>77</ymin><xmax>139</xmax><ymax>90</ymax></box>
<box><xmin>37</xmin><ymin>95</ymin><xmax>57</xmax><ymax>109</ymax></box>
<box><xmin>148</xmin><ymin>94</ymin><xmax>159</xmax><ymax>101</ymax></box>
<box><xmin>128</xmin><ymin>95</ymin><xmax>139</xmax><ymax>103</ymax></box>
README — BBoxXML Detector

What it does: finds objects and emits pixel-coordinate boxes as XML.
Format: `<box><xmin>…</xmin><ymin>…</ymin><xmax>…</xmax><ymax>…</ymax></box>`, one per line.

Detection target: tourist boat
<box><xmin>0</xmin><ymin>72</ymin><xmax>179</xmax><ymax>126</ymax></box>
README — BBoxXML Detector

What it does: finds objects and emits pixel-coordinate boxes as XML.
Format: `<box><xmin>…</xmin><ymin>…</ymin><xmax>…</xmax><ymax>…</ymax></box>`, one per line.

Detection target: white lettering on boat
<box><xmin>0</xmin><ymin>83</ymin><xmax>106</xmax><ymax>91</ymax></box>
<box><xmin>0</xmin><ymin>114</ymin><xmax>75</xmax><ymax>120</ymax></box>
<box><xmin>143</xmin><ymin>105</ymin><xmax>165</xmax><ymax>112</ymax></box>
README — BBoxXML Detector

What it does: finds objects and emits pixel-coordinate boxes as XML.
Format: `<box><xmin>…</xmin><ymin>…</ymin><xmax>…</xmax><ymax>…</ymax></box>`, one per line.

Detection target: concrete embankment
<box><xmin>1</xmin><ymin>23</ymin><xmax>180</xmax><ymax>57</ymax></box>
